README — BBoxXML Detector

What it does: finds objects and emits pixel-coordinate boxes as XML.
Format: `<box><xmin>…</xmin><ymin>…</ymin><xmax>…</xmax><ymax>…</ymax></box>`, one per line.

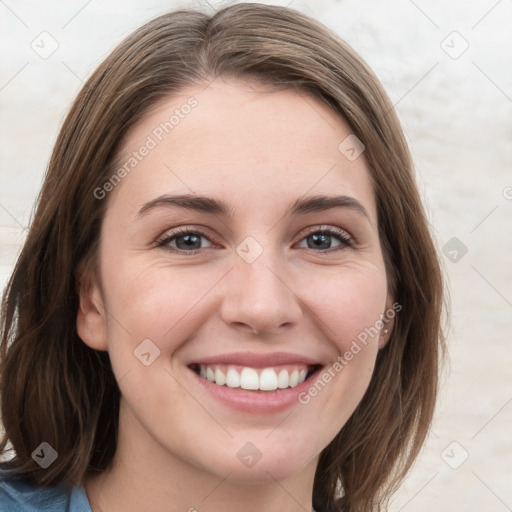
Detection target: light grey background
<box><xmin>1</xmin><ymin>1</ymin><xmax>511</xmax><ymax>510</ymax></box>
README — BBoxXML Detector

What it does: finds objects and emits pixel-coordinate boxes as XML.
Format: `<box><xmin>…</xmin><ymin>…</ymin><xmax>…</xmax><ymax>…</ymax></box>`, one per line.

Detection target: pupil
<box><xmin>309</xmin><ymin>233</ymin><xmax>330</xmax><ymax>250</ymax></box>
<box><xmin>177</xmin><ymin>234</ymin><xmax>200</xmax><ymax>250</ymax></box>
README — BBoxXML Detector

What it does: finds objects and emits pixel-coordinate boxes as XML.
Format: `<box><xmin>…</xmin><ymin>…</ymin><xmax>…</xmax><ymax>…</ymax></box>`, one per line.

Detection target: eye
<box><xmin>156</xmin><ymin>228</ymin><xmax>214</xmax><ymax>253</ymax></box>
<box><xmin>296</xmin><ymin>227</ymin><xmax>353</xmax><ymax>252</ymax></box>
<box><xmin>156</xmin><ymin>226</ymin><xmax>353</xmax><ymax>255</ymax></box>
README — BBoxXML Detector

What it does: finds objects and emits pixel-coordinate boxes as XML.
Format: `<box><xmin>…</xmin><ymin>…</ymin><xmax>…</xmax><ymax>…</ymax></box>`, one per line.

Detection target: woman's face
<box><xmin>79</xmin><ymin>78</ymin><xmax>392</xmax><ymax>483</ymax></box>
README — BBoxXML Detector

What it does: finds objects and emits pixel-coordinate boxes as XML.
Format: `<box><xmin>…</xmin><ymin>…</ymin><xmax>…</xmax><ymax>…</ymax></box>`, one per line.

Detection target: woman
<box><xmin>0</xmin><ymin>3</ymin><xmax>445</xmax><ymax>511</ymax></box>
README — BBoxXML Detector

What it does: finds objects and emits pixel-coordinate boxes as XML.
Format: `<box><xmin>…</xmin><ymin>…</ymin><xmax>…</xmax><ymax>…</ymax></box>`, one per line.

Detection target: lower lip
<box><xmin>189</xmin><ymin>366</ymin><xmax>323</xmax><ymax>414</ymax></box>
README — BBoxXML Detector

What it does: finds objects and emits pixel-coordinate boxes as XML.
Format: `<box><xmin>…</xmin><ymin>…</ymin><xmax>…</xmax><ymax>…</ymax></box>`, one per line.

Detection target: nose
<box><xmin>219</xmin><ymin>246</ymin><xmax>303</xmax><ymax>336</ymax></box>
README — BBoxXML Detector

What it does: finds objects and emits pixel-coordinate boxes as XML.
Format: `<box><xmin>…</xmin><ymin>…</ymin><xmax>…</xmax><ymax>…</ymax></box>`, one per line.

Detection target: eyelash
<box><xmin>155</xmin><ymin>226</ymin><xmax>354</xmax><ymax>255</ymax></box>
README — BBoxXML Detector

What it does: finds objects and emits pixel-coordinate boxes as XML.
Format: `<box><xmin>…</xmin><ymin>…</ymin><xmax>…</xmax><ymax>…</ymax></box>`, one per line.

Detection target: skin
<box><xmin>77</xmin><ymin>78</ymin><xmax>394</xmax><ymax>512</ymax></box>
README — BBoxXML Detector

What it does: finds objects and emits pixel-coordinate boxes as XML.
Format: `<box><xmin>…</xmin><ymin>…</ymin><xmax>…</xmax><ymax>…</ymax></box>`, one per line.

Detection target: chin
<box><xmin>195</xmin><ymin>436</ymin><xmax>321</xmax><ymax>483</ymax></box>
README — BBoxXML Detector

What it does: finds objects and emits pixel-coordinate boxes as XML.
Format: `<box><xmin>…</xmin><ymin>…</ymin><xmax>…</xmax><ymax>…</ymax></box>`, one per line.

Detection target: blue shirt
<box><xmin>0</xmin><ymin>467</ymin><xmax>92</xmax><ymax>512</ymax></box>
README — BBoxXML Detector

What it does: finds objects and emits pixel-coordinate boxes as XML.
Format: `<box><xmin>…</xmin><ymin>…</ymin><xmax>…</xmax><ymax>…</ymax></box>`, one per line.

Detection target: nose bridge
<box><xmin>220</xmin><ymin>235</ymin><xmax>302</xmax><ymax>334</ymax></box>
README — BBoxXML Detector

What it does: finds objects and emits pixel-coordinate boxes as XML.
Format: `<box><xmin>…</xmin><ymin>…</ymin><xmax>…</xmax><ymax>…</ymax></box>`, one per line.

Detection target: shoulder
<box><xmin>0</xmin><ymin>462</ymin><xmax>92</xmax><ymax>512</ymax></box>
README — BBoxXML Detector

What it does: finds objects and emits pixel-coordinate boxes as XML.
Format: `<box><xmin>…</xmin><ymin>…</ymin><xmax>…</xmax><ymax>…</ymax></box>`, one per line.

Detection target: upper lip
<box><xmin>188</xmin><ymin>351</ymin><xmax>322</xmax><ymax>368</ymax></box>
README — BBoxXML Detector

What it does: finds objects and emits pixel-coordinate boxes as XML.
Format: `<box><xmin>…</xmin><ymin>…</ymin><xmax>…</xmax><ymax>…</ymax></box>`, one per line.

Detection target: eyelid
<box><xmin>155</xmin><ymin>226</ymin><xmax>220</xmax><ymax>250</ymax></box>
<box><xmin>301</xmin><ymin>225</ymin><xmax>353</xmax><ymax>243</ymax></box>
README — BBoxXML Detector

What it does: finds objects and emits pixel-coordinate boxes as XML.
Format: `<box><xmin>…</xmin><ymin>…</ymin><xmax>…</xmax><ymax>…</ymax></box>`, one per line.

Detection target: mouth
<box><xmin>186</xmin><ymin>352</ymin><xmax>325</xmax><ymax>413</ymax></box>
<box><xmin>188</xmin><ymin>363</ymin><xmax>322</xmax><ymax>392</ymax></box>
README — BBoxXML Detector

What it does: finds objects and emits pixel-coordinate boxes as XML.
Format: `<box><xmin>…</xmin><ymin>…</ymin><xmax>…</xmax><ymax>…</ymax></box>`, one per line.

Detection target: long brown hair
<box><xmin>0</xmin><ymin>3</ymin><xmax>445</xmax><ymax>511</ymax></box>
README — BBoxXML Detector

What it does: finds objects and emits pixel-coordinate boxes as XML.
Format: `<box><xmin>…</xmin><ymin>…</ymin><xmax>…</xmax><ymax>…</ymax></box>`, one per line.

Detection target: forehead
<box><xmin>110</xmin><ymin>78</ymin><xmax>377</xmax><ymax>222</ymax></box>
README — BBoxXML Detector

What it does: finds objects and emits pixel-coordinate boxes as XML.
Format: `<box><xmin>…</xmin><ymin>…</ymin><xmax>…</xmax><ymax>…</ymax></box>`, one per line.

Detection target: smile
<box><xmin>189</xmin><ymin>363</ymin><xmax>320</xmax><ymax>391</ymax></box>
<box><xmin>187</xmin><ymin>352</ymin><xmax>324</xmax><ymax>413</ymax></box>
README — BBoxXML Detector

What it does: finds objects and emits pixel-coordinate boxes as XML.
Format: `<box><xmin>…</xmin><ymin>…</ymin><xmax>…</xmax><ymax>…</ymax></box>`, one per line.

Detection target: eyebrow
<box><xmin>136</xmin><ymin>193</ymin><xmax>370</xmax><ymax>221</ymax></box>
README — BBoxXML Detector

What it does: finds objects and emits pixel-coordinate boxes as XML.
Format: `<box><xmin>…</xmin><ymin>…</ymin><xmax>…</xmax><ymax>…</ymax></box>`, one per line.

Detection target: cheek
<box><xmin>298</xmin><ymin>266</ymin><xmax>386</xmax><ymax>405</ymax></box>
<box><xmin>97</xmin><ymin>260</ymin><xmax>206</xmax><ymax>417</ymax></box>
<box><xmin>101</xmin><ymin>254</ymin><xmax>219</xmax><ymax>353</ymax></box>
<box><xmin>304</xmin><ymin>265</ymin><xmax>387</xmax><ymax>351</ymax></box>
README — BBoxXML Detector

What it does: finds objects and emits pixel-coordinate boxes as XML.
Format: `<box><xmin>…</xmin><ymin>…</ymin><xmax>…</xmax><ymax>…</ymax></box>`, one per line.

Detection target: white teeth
<box><xmin>215</xmin><ymin>368</ymin><xmax>226</xmax><ymax>386</ymax></box>
<box><xmin>259</xmin><ymin>368</ymin><xmax>278</xmax><ymax>391</ymax></box>
<box><xmin>196</xmin><ymin>364</ymin><xmax>314</xmax><ymax>391</ymax></box>
<box><xmin>277</xmin><ymin>369</ymin><xmax>289</xmax><ymax>389</ymax></box>
<box><xmin>225</xmin><ymin>368</ymin><xmax>241</xmax><ymax>388</ymax></box>
<box><xmin>240</xmin><ymin>368</ymin><xmax>259</xmax><ymax>390</ymax></box>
